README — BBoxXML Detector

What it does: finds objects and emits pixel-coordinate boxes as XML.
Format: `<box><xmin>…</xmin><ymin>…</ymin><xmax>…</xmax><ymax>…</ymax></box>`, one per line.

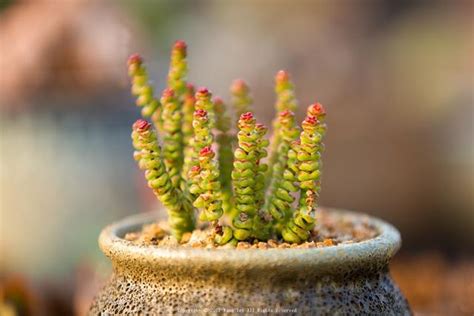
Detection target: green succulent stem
<box><xmin>160</xmin><ymin>88</ymin><xmax>184</xmax><ymax>188</ymax></box>
<box><xmin>265</xmin><ymin>110</ymin><xmax>300</xmax><ymax>229</ymax></box>
<box><xmin>214</xmin><ymin>97</ymin><xmax>234</xmax><ymax>214</ymax></box>
<box><xmin>187</xmin><ymin>108</ymin><xmax>211</xmax><ymax>195</ymax></box>
<box><xmin>230</xmin><ymin>79</ymin><xmax>252</xmax><ymax>122</ymax></box>
<box><xmin>180</xmin><ymin>84</ymin><xmax>195</xmax><ymax>186</ymax></box>
<box><xmin>231</xmin><ymin>112</ymin><xmax>259</xmax><ymax>240</ymax></box>
<box><xmin>251</xmin><ymin>123</ymin><xmax>273</xmax><ymax>240</ymax></box>
<box><xmin>188</xmin><ymin>108</ymin><xmax>234</xmax><ymax>245</ymax></box>
<box><xmin>194</xmin><ymin>145</ymin><xmax>223</xmax><ymax>222</ymax></box>
<box><xmin>230</xmin><ymin>112</ymin><xmax>272</xmax><ymax>240</ymax></box>
<box><xmin>282</xmin><ymin>104</ymin><xmax>326</xmax><ymax>243</ymax></box>
<box><xmin>195</xmin><ymin>88</ymin><xmax>215</xmax><ymax>128</ymax></box>
<box><xmin>266</xmin><ymin>71</ymin><xmax>298</xmax><ymax>189</ymax></box>
<box><xmin>127</xmin><ymin>54</ymin><xmax>162</xmax><ymax>131</ymax></box>
<box><xmin>167</xmin><ymin>40</ymin><xmax>188</xmax><ymax>99</ymax></box>
<box><xmin>131</xmin><ymin>119</ymin><xmax>194</xmax><ymax>240</ymax></box>
<box><xmin>182</xmin><ymin>84</ymin><xmax>195</xmax><ymax>148</ymax></box>
<box><xmin>194</xmin><ymin>146</ymin><xmax>234</xmax><ymax>245</ymax></box>
<box><xmin>254</xmin><ymin>123</ymin><xmax>269</xmax><ymax>209</ymax></box>
<box><xmin>186</xmin><ymin>88</ymin><xmax>215</xmax><ymax>191</ymax></box>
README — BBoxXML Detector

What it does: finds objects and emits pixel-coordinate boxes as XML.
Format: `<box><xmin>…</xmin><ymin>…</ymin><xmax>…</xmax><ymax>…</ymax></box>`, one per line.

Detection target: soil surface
<box><xmin>124</xmin><ymin>209</ymin><xmax>378</xmax><ymax>249</ymax></box>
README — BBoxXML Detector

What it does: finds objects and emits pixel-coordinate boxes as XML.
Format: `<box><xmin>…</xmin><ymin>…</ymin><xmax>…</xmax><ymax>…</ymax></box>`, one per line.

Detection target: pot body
<box><xmin>89</xmin><ymin>210</ymin><xmax>410</xmax><ymax>315</ymax></box>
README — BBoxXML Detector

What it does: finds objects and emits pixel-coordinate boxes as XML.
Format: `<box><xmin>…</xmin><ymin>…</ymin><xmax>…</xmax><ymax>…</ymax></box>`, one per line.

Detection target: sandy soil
<box><xmin>124</xmin><ymin>209</ymin><xmax>378</xmax><ymax>249</ymax></box>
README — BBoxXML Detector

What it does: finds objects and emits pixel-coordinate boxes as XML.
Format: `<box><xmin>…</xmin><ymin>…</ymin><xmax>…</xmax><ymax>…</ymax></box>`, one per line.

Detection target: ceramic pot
<box><xmin>89</xmin><ymin>209</ymin><xmax>410</xmax><ymax>315</ymax></box>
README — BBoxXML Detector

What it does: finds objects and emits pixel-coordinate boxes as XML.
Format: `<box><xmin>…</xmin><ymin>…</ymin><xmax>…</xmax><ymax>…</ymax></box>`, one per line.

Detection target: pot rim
<box><xmin>98</xmin><ymin>208</ymin><xmax>401</xmax><ymax>275</ymax></box>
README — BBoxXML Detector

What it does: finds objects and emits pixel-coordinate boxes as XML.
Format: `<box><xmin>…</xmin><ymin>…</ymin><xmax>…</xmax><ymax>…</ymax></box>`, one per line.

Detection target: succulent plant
<box><xmin>128</xmin><ymin>41</ymin><xmax>326</xmax><ymax>245</ymax></box>
<box><xmin>131</xmin><ymin>119</ymin><xmax>194</xmax><ymax>240</ymax></box>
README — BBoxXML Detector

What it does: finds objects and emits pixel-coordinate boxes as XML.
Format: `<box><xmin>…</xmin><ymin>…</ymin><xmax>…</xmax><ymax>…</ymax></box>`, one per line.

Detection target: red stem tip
<box><xmin>231</xmin><ymin>79</ymin><xmax>248</xmax><ymax>93</ymax></box>
<box><xmin>128</xmin><ymin>53</ymin><xmax>143</xmax><ymax>66</ymax></box>
<box><xmin>308</xmin><ymin>102</ymin><xmax>326</xmax><ymax>117</ymax></box>
<box><xmin>240</xmin><ymin>112</ymin><xmax>254</xmax><ymax>121</ymax></box>
<box><xmin>133</xmin><ymin>119</ymin><xmax>151</xmax><ymax>132</ymax></box>
<box><xmin>199</xmin><ymin>146</ymin><xmax>214</xmax><ymax>157</ymax></box>
<box><xmin>194</xmin><ymin>109</ymin><xmax>208</xmax><ymax>118</ymax></box>
<box><xmin>276</xmin><ymin>70</ymin><xmax>290</xmax><ymax>83</ymax></box>
<box><xmin>162</xmin><ymin>88</ymin><xmax>174</xmax><ymax>98</ymax></box>
<box><xmin>173</xmin><ymin>40</ymin><xmax>187</xmax><ymax>53</ymax></box>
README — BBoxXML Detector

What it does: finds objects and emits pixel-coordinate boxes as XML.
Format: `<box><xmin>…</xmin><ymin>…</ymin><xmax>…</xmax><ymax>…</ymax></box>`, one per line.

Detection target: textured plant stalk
<box><xmin>298</xmin><ymin>102</ymin><xmax>327</xmax><ymax>207</ymax></box>
<box><xmin>187</xmin><ymin>109</ymin><xmax>211</xmax><ymax>196</ymax></box>
<box><xmin>231</xmin><ymin>112</ymin><xmax>259</xmax><ymax>240</ymax></box>
<box><xmin>160</xmin><ymin>88</ymin><xmax>184</xmax><ymax>188</ymax></box>
<box><xmin>214</xmin><ymin>97</ymin><xmax>234</xmax><ymax>215</ymax></box>
<box><xmin>181</xmin><ymin>84</ymin><xmax>196</xmax><ymax>186</ymax></box>
<box><xmin>131</xmin><ymin>119</ymin><xmax>194</xmax><ymax>240</ymax></box>
<box><xmin>266</xmin><ymin>71</ymin><xmax>298</xmax><ymax>189</ymax></box>
<box><xmin>194</xmin><ymin>88</ymin><xmax>215</xmax><ymax>128</ymax></box>
<box><xmin>282</xmin><ymin>104</ymin><xmax>326</xmax><ymax>243</ymax></box>
<box><xmin>160</xmin><ymin>40</ymin><xmax>189</xmax><ymax>188</ymax></box>
<box><xmin>254</xmin><ymin>123</ymin><xmax>269</xmax><ymax>208</ymax></box>
<box><xmin>127</xmin><ymin>54</ymin><xmax>162</xmax><ymax>131</ymax></box>
<box><xmin>230</xmin><ymin>79</ymin><xmax>252</xmax><ymax>121</ymax></box>
<box><xmin>229</xmin><ymin>79</ymin><xmax>253</xmax><ymax>217</ymax></box>
<box><xmin>250</xmin><ymin>123</ymin><xmax>273</xmax><ymax>240</ymax></box>
<box><xmin>193</xmin><ymin>146</ymin><xmax>233</xmax><ymax>245</ymax></box>
<box><xmin>185</xmin><ymin>88</ymin><xmax>215</xmax><ymax>192</ymax></box>
<box><xmin>193</xmin><ymin>142</ymin><xmax>223</xmax><ymax>222</ymax></box>
<box><xmin>265</xmin><ymin>110</ymin><xmax>300</xmax><ymax>229</ymax></box>
<box><xmin>167</xmin><ymin>40</ymin><xmax>188</xmax><ymax>99</ymax></box>
<box><xmin>188</xmin><ymin>109</ymin><xmax>233</xmax><ymax>245</ymax></box>
<box><xmin>182</xmin><ymin>84</ymin><xmax>195</xmax><ymax>148</ymax></box>
<box><xmin>307</xmin><ymin>102</ymin><xmax>327</xmax><ymax>135</ymax></box>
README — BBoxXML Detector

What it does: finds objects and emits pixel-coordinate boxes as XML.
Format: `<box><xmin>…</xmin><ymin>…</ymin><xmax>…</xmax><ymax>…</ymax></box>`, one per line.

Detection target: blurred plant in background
<box><xmin>0</xmin><ymin>0</ymin><xmax>472</xmax><ymax>314</ymax></box>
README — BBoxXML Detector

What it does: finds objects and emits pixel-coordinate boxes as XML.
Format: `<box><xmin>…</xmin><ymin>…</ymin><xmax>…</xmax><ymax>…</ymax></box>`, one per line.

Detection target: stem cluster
<box><xmin>128</xmin><ymin>41</ymin><xmax>326</xmax><ymax>245</ymax></box>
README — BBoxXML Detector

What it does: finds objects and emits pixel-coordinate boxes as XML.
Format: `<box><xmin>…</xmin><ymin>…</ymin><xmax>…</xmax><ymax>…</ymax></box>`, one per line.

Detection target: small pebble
<box><xmin>124</xmin><ymin>232</ymin><xmax>139</xmax><ymax>241</ymax></box>
<box><xmin>237</xmin><ymin>242</ymin><xmax>251</xmax><ymax>249</ymax></box>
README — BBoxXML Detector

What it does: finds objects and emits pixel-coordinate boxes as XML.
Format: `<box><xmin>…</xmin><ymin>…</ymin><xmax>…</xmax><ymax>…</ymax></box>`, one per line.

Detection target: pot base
<box><xmin>90</xmin><ymin>269</ymin><xmax>409</xmax><ymax>315</ymax></box>
<box><xmin>89</xmin><ymin>209</ymin><xmax>411</xmax><ymax>315</ymax></box>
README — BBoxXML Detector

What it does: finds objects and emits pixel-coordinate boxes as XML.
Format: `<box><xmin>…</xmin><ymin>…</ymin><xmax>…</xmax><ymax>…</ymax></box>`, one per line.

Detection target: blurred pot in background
<box><xmin>0</xmin><ymin>0</ymin><xmax>141</xmax><ymax>109</ymax></box>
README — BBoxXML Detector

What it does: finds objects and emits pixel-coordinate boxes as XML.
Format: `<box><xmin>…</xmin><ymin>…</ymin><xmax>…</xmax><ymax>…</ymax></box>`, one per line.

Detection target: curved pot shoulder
<box><xmin>99</xmin><ymin>209</ymin><xmax>400</xmax><ymax>277</ymax></box>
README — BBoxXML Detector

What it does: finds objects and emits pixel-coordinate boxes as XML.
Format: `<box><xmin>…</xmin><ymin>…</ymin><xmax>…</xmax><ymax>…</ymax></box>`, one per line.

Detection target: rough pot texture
<box><xmin>89</xmin><ymin>209</ymin><xmax>410</xmax><ymax>315</ymax></box>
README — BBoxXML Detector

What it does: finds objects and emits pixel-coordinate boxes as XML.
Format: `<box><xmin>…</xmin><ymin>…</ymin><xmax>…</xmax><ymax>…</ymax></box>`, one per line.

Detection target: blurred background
<box><xmin>0</xmin><ymin>0</ymin><xmax>472</xmax><ymax>314</ymax></box>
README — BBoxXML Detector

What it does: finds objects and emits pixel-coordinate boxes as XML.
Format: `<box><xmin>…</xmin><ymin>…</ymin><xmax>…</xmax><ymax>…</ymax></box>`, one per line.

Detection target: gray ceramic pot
<box><xmin>89</xmin><ymin>209</ymin><xmax>410</xmax><ymax>315</ymax></box>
